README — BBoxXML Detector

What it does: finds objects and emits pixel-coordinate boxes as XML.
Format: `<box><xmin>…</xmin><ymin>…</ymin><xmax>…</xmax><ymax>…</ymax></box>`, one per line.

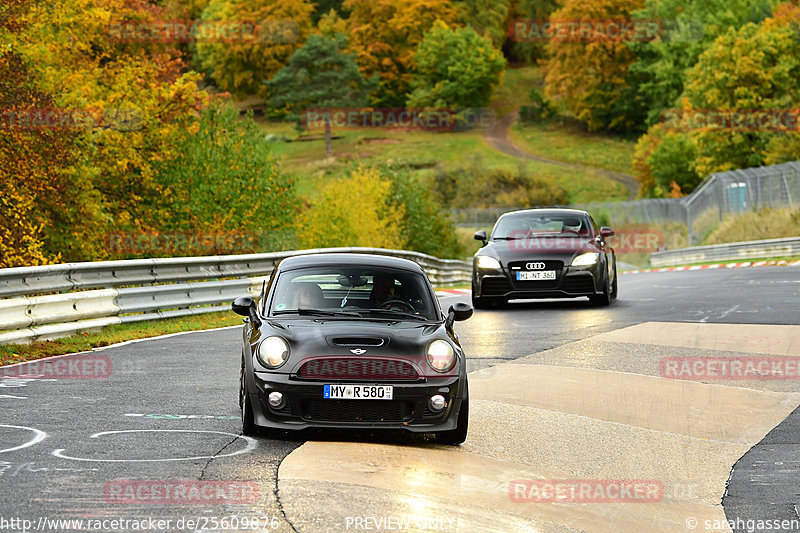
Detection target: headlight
<box><xmin>257</xmin><ymin>336</ymin><xmax>289</xmax><ymax>368</ymax></box>
<box><xmin>427</xmin><ymin>340</ymin><xmax>455</xmax><ymax>372</ymax></box>
<box><xmin>476</xmin><ymin>255</ymin><xmax>501</xmax><ymax>270</ymax></box>
<box><xmin>571</xmin><ymin>253</ymin><xmax>600</xmax><ymax>266</ymax></box>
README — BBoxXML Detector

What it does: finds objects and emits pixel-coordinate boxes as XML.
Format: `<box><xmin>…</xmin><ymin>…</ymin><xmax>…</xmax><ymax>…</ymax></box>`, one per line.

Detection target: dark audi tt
<box><xmin>232</xmin><ymin>253</ymin><xmax>473</xmax><ymax>444</ymax></box>
<box><xmin>472</xmin><ymin>208</ymin><xmax>617</xmax><ymax>307</ymax></box>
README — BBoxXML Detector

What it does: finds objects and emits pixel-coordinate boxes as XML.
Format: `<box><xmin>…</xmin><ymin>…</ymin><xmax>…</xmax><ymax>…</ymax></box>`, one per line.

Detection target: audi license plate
<box><xmin>517</xmin><ymin>271</ymin><xmax>556</xmax><ymax>281</ymax></box>
<box><xmin>324</xmin><ymin>384</ymin><xmax>393</xmax><ymax>400</ymax></box>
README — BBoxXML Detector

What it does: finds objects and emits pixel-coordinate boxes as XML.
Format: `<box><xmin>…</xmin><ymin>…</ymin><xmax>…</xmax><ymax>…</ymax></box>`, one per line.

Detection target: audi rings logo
<box><xmin>526</xmin><ymin>262</ymin><xmax>546</xmax><ymax>270</ymax></box>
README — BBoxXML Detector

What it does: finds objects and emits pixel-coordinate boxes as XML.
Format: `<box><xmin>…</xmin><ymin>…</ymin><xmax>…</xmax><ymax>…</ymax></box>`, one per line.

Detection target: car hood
<box><xmin>478</xmin><ymin>236</ymin><xmax>600</xmax><ymax>264</ymax></box>
<box><xmin>253</xmin><ymin>319</ymin><xmax>456</xmax><ymax>377</ymax></box>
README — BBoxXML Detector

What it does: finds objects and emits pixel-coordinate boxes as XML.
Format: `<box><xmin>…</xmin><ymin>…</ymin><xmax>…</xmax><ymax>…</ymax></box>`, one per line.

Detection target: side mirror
<box><xmin>446</xmin><ymin>302</ymin><xmax>473</xmax><ymax>329</ymax></box>
<box><xmin>600</xmin><ymin>227</ymin><xmax>615</xmax><ymax>238</ymax></box>
<box><xmin>232</xmin><ymin>295</ymin><xmax>261</xmax><ymax>328</ymax></box>
<box><xmin>232</xmin><ymin>295</ymin><xmax>253</xmax><ymax>316</ymax></box>
<box><xmin>474</xmin><ymin>230</ymin><xmax>487</xmax><ymax>246</ymax></box>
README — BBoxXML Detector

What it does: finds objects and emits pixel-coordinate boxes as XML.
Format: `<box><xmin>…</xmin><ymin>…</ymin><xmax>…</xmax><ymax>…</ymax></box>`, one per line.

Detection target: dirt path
<box><xmin>484</xmin><ymin>111</ymin><xmax>639</xmax><ymax>200</ymax></box>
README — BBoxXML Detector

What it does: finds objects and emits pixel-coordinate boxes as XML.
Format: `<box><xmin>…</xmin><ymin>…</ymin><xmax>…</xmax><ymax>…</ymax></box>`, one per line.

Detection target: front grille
<box><xmin>561</xmin><ymin>275</ymin><xmax>596</xmax><ymax>294</ymax></box>
<box><xmin>481</xmin><ymin>276</ymin><xmax>511</xmax><ymax>296</ymax></box>
<box><xmin>297</xmin><ymin>357</ymin><xmax>420</xmax><ymax>381</ymax></box>
<box><xmin>302</xmin><ymin>399</ymin><xmax>413</xmax><ymax>422</ymax></box>
<box><xmin>508</xmin><ymin>260</ymin><xmax>564</xmax><ymax>289</ymax></box>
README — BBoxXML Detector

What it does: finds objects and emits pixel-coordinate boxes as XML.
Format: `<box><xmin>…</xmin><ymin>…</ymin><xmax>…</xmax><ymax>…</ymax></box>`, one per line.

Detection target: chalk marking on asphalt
<box><xmin>51</xmin><ymin>429</ymin><xmax>257</xmax><ymax>463</ymax></box>
<box><xmin>0</xmin><ymin>394</ymin><xmax>26</xmax><ymax>399</ymax></box>
<box><xmin>0</xmin><ymin>425</ymin><xmax>47</xmax><ymax>454</ymax></box>
<box><xmin>717</xmin><ymin>304</ymin><xmax>741</xmax><ymax>320</ymax></box>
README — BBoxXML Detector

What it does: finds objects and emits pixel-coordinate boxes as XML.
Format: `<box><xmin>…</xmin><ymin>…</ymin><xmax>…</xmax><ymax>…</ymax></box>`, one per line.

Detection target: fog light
<box><xmin>429</xmin><ymin>395</ymin><xmax>447</xmax><ymax>411</ymax></box>
<box><xmin>268</xmin><ymin>391</ymin><xmax>284</xmax><ymax>408</ymax></box>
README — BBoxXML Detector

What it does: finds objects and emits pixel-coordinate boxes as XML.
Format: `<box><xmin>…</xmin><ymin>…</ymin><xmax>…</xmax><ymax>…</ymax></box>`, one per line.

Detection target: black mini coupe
<box><xmin>232</xmin><ymin>253</ymin><xmax>473</xmax><ymax>444</ymax></box>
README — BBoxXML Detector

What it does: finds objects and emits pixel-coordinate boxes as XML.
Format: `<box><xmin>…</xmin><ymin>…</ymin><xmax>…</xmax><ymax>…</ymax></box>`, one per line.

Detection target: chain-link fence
<box><xmin>450</xmin><ymin>161</ymin><xmax>800</xmax><ymax>246</ymax></box>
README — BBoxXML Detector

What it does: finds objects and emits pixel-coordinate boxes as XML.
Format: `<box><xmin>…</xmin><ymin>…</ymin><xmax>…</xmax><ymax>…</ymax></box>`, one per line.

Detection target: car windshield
<box><xmin>492</xmin><ymin>213</ymin><xmax>592</xmax><ymax>239</ymax></box>
<box><xmin>269</xmin><ymin>266</ymin><xmax>439</xmax><ymax>321</ymax></box>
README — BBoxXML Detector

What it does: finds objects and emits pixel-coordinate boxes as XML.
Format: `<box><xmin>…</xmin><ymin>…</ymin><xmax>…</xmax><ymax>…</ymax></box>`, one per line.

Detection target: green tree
<box><xmin>266</xmin><ymin>33</ymin><xmax>377</xmax><ymax>155</ymax></box>
<box><xmin>632</xmin><ymin>124</ymin><xmax>700</xmax><ymax>198</ymax></box>
<box><xmin>453</xmin><ymin>0</ymin><xmax>512</xmax><ymax>49</ymax></box>
<box><xmin>629</xmin><ymin>0</ymin><xmax>776</xmax><ymax>127</ymax></box>
<box><xmin>195</xmin><ymin>0</ymin><xmax>314</xmax><ymax>98</ymax></box>
<box><xmin>148</xmin><ymin>103</ymin><xmax>298</xmax><ymax>249</ymax></box>
<box><xmin>507</xmin><ymin>0</ymin><xmax>560</xmax><ymax>63</ymax></box>
<box><xmin>383</xmin><ymin>166</ymin><xmax>465</xmax><ymax>259</ymax></box>
<box><xmin>408</xmin><ymin>21</ymin><xmax>506</xmax><ymax>108</ymax></box>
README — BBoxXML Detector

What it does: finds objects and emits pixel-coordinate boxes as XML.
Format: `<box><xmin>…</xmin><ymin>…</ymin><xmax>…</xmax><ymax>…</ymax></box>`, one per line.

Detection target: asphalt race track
<box><xmin>1</xmin><ymin>266</ymin><xmax>799</xmax><ymax>533</ymax></box>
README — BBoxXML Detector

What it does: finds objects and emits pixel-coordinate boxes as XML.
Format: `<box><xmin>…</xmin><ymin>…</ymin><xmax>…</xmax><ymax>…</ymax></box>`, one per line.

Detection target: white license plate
<box><xmin>517</xmin><ymin>270</ymin><xmax>556</xmax><ymax>281</ymax></box>
<box><xmin>323</xmin><ymin>384</ymin><xmax>393</xmax><ymax>400</ymax></box>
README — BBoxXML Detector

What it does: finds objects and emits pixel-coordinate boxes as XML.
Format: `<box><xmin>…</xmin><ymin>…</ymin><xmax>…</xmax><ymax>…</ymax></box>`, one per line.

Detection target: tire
<box><xmin>240</xmin><ymin>361</ymin><xmax>258</xmax><ymax>436</ymax></box>
<box><xmin>610</xmin><ymin>262</ymin><xmax>618</xmax><ymax>301</ymax></box>
<box><xmin>471</xmin><ymin>289</ymin><xmax>489</xmax><ymax>309</ymax></box>
<box><xmin>589</xmin><ymin>272</ymin><xmax>612</xmax><ymax>307</ymax></box>
<box><xmin>437</xmin><ymin>381</ymin><xmax>469</xmax><ymax>445</ymax></box>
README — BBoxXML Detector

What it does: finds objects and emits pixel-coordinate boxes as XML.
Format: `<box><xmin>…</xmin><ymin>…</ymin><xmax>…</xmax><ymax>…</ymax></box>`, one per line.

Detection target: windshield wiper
<box><xmin>273</xmin><ymin>308</ymin><xmax>360</xmax><ymax>317</ymax></box>
<box><xmin>359</xmin><ymin>309</ymin><xmax>429</xmax><ymax>321</ymax></box>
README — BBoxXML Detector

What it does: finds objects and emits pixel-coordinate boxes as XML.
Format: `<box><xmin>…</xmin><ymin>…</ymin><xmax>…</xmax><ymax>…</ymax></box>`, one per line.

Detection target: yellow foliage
<box><xmin>297</xmin><ymin>167</ymin><xmax>406</xmax><ymax>250</ymax></box>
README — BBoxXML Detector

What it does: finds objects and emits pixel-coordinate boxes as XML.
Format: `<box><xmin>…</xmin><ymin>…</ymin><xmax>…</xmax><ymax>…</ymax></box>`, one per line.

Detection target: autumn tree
<box><xmin>2</xmin><ymin>0</ymin><xmax>210</xmax><ymax>260</ymax></box>
<box><xmin>266</xmin><ymin>33</ymin><xmax>377</xmax><ymax>155</ymax></box>
<box><xmin>542</xmin><ymin>0</ymin><xmax>647</xmax><ymax>132</ymax></box>
<box><xmin>195</xmin><ymin>0</ymin><xmax>314</xmax><ymax>98</ymax></box>
<box><xmin>0</xmin><ymin>51</ymin><xmax>85</xmax><ymax>267</ymax></box>
<box><xmin>682</xmin><ymin>20</ymin><xmax>800</xmax><ymax>176</ymax></box>
<box><xmin>343</xmin><ymin>0</ymin><xmax>459</xmax><ymax>106</ymax></box>
<box><xmin>408</xmin><ymin>21</ymin><xmax>505</xmax><ymax>108</ymax></box>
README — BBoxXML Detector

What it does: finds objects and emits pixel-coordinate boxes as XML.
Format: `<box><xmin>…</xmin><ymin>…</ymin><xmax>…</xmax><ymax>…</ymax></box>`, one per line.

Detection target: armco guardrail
<box><xmin>0</xmin><ymin>248</ymin><xmax>471</xmax><ymax>345</ymax></box>
<box><xmin>650</xmin><ymin>237</ymin><xmax>800</xmax><ymax>267</ymax></box>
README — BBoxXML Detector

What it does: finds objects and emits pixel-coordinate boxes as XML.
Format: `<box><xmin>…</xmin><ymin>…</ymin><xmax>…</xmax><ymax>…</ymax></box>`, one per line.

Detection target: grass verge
<box><xmin>0</xmin><ymin>311</ymin><xmax>240</xmax><ymax>366</ymax></box>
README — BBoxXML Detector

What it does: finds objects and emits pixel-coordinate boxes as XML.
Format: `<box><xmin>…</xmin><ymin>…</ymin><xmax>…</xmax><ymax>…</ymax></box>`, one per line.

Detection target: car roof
<box><xmin>496</xmin><ymin>208</ymin><xmax>591</xmax><ymax>220</ymax></box>
<box><xmin>275</xmin><ymin>253</ymin><xmax>425</xmax><ymax>273</ymax></box>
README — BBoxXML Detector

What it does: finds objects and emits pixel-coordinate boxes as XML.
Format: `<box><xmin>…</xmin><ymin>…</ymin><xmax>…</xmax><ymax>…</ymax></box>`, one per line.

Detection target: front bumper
<box><xmin>474</xmin><ymin>264</ymin><xmax>601</xmax><ymax>300</ymax></box>
<box><xmin>248</xmin><ymin>372</ymin><xmax>465</xmax><ymax>432</ymax></box>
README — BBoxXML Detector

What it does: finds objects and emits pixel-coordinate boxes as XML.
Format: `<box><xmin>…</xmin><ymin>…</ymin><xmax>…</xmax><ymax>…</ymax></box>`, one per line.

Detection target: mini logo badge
<box><xmin>350</xmin><ymin>348</ymin><xmax>367</xmax><ymax>355</ymax></box>
<box><xmin>526</xmin><ymin>262</ymin><xmax>546</xmax><ymax>270</ymax></box>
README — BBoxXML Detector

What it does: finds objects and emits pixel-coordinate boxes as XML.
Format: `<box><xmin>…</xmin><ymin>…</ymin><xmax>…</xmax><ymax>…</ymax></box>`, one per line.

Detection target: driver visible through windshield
<box><xmin>269</xmin><ymin>266</ymin><xmax>438</xmax><ymax>321</ymax></box>
<box><xmin>492</xmin><ymin>213</ymin><xmax>592</xmax><ymax>240</ymax></box>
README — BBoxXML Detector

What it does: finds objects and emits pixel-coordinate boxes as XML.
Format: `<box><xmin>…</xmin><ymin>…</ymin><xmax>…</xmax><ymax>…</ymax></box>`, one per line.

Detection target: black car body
<box><xmin>232</xmin><ymin>253</ymin><xmax>473</xmax><ymax>444</ymax></box>
<box><xmin>471</xmin><ymin>208</ymin><xmax>617</xmax><ymax>307</ymax></box>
